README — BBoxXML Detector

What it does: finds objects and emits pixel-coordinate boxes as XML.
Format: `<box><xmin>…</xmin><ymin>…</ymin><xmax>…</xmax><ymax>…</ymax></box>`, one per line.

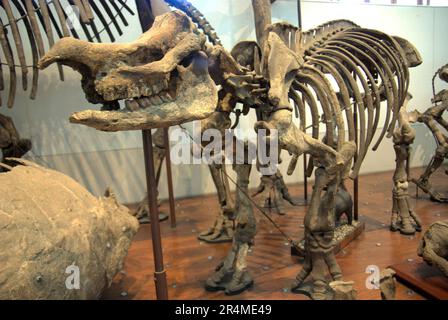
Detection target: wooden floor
<box><xmin>102</xmin><ymin>166</ymin><xmax>448</xmax><ymax>300</ymax></box>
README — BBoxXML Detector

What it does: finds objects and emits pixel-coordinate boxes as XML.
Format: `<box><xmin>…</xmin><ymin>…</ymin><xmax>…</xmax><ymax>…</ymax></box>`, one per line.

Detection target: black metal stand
<box><xmin>142</xmin><ymin>129</ymin><xmax>168</xmax><ymax>300</ymax></box>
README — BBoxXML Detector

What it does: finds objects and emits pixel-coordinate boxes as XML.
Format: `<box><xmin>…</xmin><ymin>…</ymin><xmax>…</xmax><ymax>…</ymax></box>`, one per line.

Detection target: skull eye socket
<box><xmin>179</xmin><ymin>51</ymin><xmax>199</xmax><ymax>68</ymax></box>
<box><xmin>147</xmin><ymin>48</ymin><xmax>164</xmax><ymax>62</ymax></box>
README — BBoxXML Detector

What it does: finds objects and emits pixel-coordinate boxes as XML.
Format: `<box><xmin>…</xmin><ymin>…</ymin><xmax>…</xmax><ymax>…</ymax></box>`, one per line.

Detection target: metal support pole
<box><xmin>303</xmin><ymin>154</ymin><xmax>308</xmax><ymax>202</ymax></box>
<box><xmin>353</xmin><ymin>104</ymin><xmax>359</xmax><ymax>221</ymax></box>
<box><xmin>297</xmin><ymin>0</ymin><xmax>302</xmax><ymax>29</ymax></box>
<box><xmin>163</xmin><ymin>128</ymin><xmax>176</xmax><ymax>228</ymax></box>
<box><xmin>142</xmin><ymin>129</ymin><xmax>168</xmax><ymax>300</ymax></box>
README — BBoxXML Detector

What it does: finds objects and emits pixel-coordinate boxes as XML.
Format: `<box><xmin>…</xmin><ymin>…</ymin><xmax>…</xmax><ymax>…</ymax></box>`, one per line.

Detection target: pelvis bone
<box><xmin>39</xmin><ymin>11</ymin><xmax>218</xmax><ymax>132</ymax></box>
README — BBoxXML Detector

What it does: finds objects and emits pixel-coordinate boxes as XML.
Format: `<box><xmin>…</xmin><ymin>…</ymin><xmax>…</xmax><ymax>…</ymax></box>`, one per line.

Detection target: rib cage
<box><xmin>284</xmin><ymin>20</ymin><xmax>411</xmax><ymax>179</ymax></box>
<box><xmin>0</xmin><ymin>0</ymin><xmax>135</xmax><ymax>108</ymax></box>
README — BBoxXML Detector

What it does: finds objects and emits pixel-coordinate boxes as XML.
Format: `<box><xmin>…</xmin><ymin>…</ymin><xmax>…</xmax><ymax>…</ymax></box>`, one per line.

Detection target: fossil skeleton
<box><xmin>0</xmin><ymin>0</ymin><xmax>289</xmax><ymax>229</ymax></box>
<box><xmin>409</xmin><ymin>64</ymin><xmax>448</xmax><ymax>202</ymax></box>
<box><xmin>38</xmin><ymin>0</ymin><xmax>423</xmax><ymax>299</ymax></box>
<box><xmin>40</xmin><ymin>1</ymin><xmax>421</xmax><ymax>299</ymax></box>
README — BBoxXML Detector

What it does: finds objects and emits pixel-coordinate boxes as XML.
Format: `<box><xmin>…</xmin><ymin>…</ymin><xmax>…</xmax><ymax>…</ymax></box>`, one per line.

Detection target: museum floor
<box><xmin>102</xmin><ymin>166</ymin><xmax>448</xmax><ymax>300</ymax></box>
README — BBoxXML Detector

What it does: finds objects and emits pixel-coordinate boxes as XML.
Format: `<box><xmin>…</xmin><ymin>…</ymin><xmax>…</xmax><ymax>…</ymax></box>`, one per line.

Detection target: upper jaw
<box><xmin>37</xmin><ymin>10</ymin><xmax>218</xmax><ymax>132</ymax></box>
<box><xmin>69</xmin><ymin>62</ymin><xmax>218</xmax><ymax>132</ymax></box>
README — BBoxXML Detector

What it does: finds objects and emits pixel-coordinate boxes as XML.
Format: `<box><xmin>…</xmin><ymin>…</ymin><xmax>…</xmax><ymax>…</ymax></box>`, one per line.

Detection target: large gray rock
<box><xmin>0</xmin><ymin>159</ymin><xmax>139</xmax><ymax>299</ymax></box>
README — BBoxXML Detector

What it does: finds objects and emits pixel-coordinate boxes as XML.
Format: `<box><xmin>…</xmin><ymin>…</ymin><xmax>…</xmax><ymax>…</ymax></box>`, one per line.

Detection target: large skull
<box><xmin>417</xmin><ymin>220</ymin><xmax>448</xmax><ymax>278</ymax></box>
<box><xmin>38</xmin><ymin>11</ymin><xmax>217</xmax><ymax>132</ymax></box>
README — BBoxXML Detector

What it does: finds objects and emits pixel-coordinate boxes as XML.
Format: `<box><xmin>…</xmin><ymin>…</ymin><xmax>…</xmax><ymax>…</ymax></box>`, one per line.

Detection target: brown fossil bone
<box><xmin>391</xmin><ymin>94</ymin><xmax>421</xmax><ymax>235</ymax></box>
<box><xmin>252</xmin><ymin>170</ymin><xmax>297</xmax><ymax>215</ymax></box>
<box><xmin>329</xmin><ymin>280</ymin><xmax>357</xmax><ymax>300</ymax></box>
<box><xmin>205</xmin><ymin>162</ymin><xmax>256</xmax><ymax>295</ymax></box>
<box><xmin>39</xmin><ymin>11</ymin><xmax>218</xmax><ymax>131</ymax></box>
<box><xmin>197</xmin><ymin>112</ymin><xmax>236</xmax><ymax>244</ymax></box>
<box><xmin>380</xmin><ymin>268</ymin><xmax>397</xmax><ymax>300</ymax></box>
<box><xmin>418</xmin><ymin>221</ymin><xmax>448</xmax><ymax>278</ymax></box>
<box><xmin>251</xmin><ymin>0</ymin><xmax>272</xmax><ymax>50</ymax></box>
<box><xmin>409</xmin><ymin>64</ymin><xmax>448</xmax><ymax>202</ymax></box>
<box><xmin>165</xmin><ymin>0</ymin><xmax>222</xmax><ymax>46</ymax></box>
<box><xmin>0</xmin><ymin>159</ymin><xmax>139</xmax><ymax>299</ymax></box>
<box><xmin>0</xmin><ymin>113</ymin><xmax>32</xmax><ymax>168</ymax></box>
<box><xmin>252</xmin><ymin>16</ymin><xmax>422</xmax><ymax>299</ymax></box>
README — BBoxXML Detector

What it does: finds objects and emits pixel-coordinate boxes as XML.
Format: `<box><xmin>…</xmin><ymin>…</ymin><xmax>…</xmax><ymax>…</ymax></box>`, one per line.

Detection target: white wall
<box><xmin>1</xmin><ymin>0</ymin><xmax>447</xmax><ymax>204</ymax></box>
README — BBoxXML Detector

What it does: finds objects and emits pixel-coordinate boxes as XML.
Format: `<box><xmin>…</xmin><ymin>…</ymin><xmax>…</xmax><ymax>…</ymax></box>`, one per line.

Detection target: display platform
<box><xmin>291</xmin><ymin>221</ymin><xmax>366</xmax><ymax>257</ymax></box>
<box><xmin>390</xmin><ymin>258</ymin><xmax>448</xmax><ymax>300</ymax></box>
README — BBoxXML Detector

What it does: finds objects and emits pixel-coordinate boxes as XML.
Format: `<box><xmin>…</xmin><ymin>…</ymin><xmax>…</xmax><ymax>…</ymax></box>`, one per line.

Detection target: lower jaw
<box><xmin>70</xmin><ymin>73</ymin><xmax>218</xmax><ymax>132</ymax></box>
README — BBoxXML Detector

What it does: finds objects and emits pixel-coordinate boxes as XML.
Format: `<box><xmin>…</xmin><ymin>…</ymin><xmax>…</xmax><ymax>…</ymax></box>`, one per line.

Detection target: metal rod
<box><xmin>142</xmin><ymin>129</ymin><xmax>168</xmax><ymax>300</ymax></box>
<box><xmin>163</xmin><ymin>127</ymin><xmax>176</xmax><ymax>228</ymax></box>
<box><xmin>303</xmin><ymin>154</ymin><xmax>308</xmax><ymax>202</ymax></box>
<box><xmin>353</xmin><ymin>102</ymin><xmax>359</xmax><ymax>221</ymax></box>
<box><xmin>297</xmin><ymin>0</ymin><xmax>302</xmax><ymax>29</ymax></box>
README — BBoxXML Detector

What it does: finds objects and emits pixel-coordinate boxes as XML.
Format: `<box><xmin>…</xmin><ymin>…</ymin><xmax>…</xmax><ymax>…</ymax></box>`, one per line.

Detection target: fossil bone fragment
<box><xmin>205</xmin><ymin>161</ymin><xmax>256</xmax><ymax>295</ymax></box>
<box><xmin>252</xmin><ymin>171</ymin><xmax>297</xmax><ymax>215</ymax></box>
<box><xmin>0</xmin><ymin>159</ymin><xmax>139</xmax><ymax>299</ymax></box>
<box><xmin>380</xmin><ymin>268</ymin><xmax>397</xmax><ymax>300</ymax></box>
<box><xmin>418</xmin><ymin>220</ymin><xmax>448</xmax><ymax>278</ymax></box>
<box><xmin>329</xmin><ymin>281</ymin><xmax>357</xmax><ymax>300</ymax></box>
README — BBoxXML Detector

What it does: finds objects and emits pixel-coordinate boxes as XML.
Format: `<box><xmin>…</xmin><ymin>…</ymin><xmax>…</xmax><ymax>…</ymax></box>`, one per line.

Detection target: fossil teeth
<box><xmin>160</xmin><ymin>92</ymin><xmax>171</xmax><ymax>103</ymax></box>
<box><xmin>152</xmin><ymin>95</ymin><xmax>163</xmax><ymax>105</ymax></box>
<box><xmin>125</xmin><ymin>99</ymin><xmax>139</xmax><ymax>111</ymax></box>
<box><xmin>149</xmin><ymin>97</ymin><xmax>157</xmax><ymax>105</ymax></box>
<box><xmin>138</xmin><ymin>97</ymin><xmax>151</xmax><ymax>108</ymax></box>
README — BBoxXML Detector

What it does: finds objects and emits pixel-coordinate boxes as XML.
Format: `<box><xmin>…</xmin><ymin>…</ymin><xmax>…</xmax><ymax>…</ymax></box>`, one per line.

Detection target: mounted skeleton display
<box><xmin>409</xmin><ymin>64</ymin><xmax>448</xmax><ymax>202</ymax></box>
<box><xmin>3</xmin><ymin>0</ymin><xmax>423</xmax><ymax>299</ymax></box>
